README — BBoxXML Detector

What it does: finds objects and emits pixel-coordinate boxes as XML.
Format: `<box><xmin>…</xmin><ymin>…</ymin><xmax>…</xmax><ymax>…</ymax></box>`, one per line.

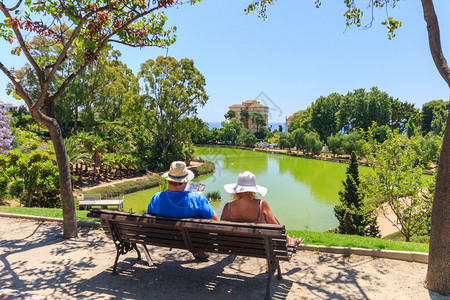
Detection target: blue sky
<box><xmin>1</xmin><ymin>0</ymin><xmax>449</xmax><ymax>122</ymax></box>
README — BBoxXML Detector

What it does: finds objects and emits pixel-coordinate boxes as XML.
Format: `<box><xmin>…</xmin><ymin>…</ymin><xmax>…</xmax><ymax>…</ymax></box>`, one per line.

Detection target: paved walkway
<box><xmin>0</xmin><ymin>217</ymin><xmax>447</xmax><ymax>300</ymax></box>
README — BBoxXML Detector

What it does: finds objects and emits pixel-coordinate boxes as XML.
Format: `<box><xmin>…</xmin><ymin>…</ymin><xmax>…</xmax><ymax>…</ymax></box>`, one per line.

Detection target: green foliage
<box><xmin>237</xmin><ymin>128</ymin><xmax>257</xmax><ymax>148</ymax></box>
<box><xmin>341</xmin><ymin>130</ymin><xmax>364</xmax><ymax>156</ymax></box>
<box><xmin>304</xmin><ymin>132</ymin><xmax>323</xmax><ymax>155</ymax></box>
<box><xmin>191</xmin><ymin>160</ymin><xmax>215</xmax><ymax>177</ymax></box>
<box><xmin>204</xmin><ymin>190</ymin><xmax>221</xmax><ymax>200</ymax></box>
<box><xmin>361</xmin><ymin>129</ymin><xmax>433</xmax><ymax>242</ymax></box>
<box><xmin>224</xmin><ymin>109</ymin><xmax>236</xmax><ymax>120</ymax></box>
<box><xmin>327</xmin><ymin>132</ymin><xmax>344</xmax><ymax>156</ymax></box>
<box><xmin>240</xmin><ymin>109</ymin><xmax>250</xmax><ymax>129</ymax></box>
<box><xmin>334</xmin><ymin>152</ymin><xmax>380</xmax><ymax>237</ymax></box>
<box><xmin>84</xmin><ymin>174</ymin><xmax>162</xmax><ymax>197</ymax></box>
<box><xmin>290</xmin><ymin>128</ymin><xmax>306</xmax><ymax>151</ymax></box>
<box><xmin>311</xmin><ymin>93</ymin><xmax>341</xmax><ymax>141</ymax></box>
<box><xmin>251</xmin><ymin>112</ymin><xmax>267</xmax><ymax>132</ymax></box>
<box><xmin>220</xmin><ymin>119</ymin><xmax>243</xmax><ymax>145</ymax></box>
<box><xmin>246</xmin><ymin>1</ymin><xmax>403</xmax><ymax>40</ymax></box>
<box><xmin>421</xmin><ymin>100</ymin><xmax>449</xmax><ymax>136</ymax></box>
<box><xmin>0</xmin><ymin>207</ymin><xmax>94</xmax><ymax>222</ymax></box>
<box><xmin>286</xmin><ymin>229</ymin><xmax>428</xmax><ymax>253</ymax></box>
<box><xmin>0</xmin><ymin>140</ymin><xmax>60</xmax><ymax>207</ymax></box>
<box><xmin>134</xmin><ymin>56</ymin><xmax>208</xmax><ymax>169</ymax></box>
<box><xmin>278</xmin><ymin>132</ymin><xmax>291</xmax><ymax>150</ymax></box>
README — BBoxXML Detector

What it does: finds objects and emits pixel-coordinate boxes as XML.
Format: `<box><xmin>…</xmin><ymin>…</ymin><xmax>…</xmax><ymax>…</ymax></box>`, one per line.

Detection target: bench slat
<box><xmin>89</xmin><ymin>209</ymin><xmax>285</xmax><ymax>229</ymax></box>
<box><xmin>116</xmin><ymin>223</ymin><xmax>183</xmax><ymax>237</ymax></box>
<box><xmin>91</xmin><ymin>212</ymin><xmax>286</xmax><ymax>237</ymax></box>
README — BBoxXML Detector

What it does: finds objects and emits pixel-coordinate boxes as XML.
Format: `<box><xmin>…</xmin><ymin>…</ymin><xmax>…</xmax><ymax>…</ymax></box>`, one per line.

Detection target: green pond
<box><xmin>123</xmin><ymin>147</ymin><xmax>372</xmax><ymax>232</ymax></box>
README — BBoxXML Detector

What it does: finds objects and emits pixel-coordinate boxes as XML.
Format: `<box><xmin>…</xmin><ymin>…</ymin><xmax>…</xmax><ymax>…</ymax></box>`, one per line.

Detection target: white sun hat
<box><xmin>162</xmin><ymin>161</ymin><xmax>195</xmax><ymax>183</ymax></box>
<box><xmin>224</xmin><ymin>171</ymin><xmax>267</xmax><ymax>197</ymax></box>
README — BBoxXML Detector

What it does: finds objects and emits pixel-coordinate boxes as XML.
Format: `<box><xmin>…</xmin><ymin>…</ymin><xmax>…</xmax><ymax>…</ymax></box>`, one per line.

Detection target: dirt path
<box><xmin>1</xmin><ymin>217</ymin><xmax>446</xmax><ymax>300</ymax></box>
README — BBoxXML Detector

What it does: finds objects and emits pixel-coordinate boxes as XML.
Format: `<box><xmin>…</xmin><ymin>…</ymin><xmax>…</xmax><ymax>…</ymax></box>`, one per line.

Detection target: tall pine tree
<box><xmin>334</xmin><ymin>151</ymin><xmax>379</xmax><ymax>236</ymax></box>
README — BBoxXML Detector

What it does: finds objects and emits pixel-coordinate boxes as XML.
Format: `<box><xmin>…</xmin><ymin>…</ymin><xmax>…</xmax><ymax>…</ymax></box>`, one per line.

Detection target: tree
<box><xmin>237</xmin><ymin>128</ymin><xmax>257</xmax><ymax>147</ymax></box>
<box><xmin>0</xmin><ymin>108</ymin><xmax>13</xmax><ymax>155</ymax></box>
<box><xmin>290</xmin><ymin>128</ymin><xmax>306</xmax><ymax>152</ymax></box>
<box><xmin>247</xmin><ymin>1</ymin><xmax>450</xmax><ymax>290</ymax></box>
<box><xmin>224</xmin><ymin>109</ymin><xmax>236</xmax><ymax>120</ymax></box>
<box><xmin>278</xmin><ymin>132</ymin><xmax>291</xmax><ymax>150</ymax></box>
<box><xmin>334</xmin><ymin>151</ymin><xmax>379</xmax><ymax>237</ymax></box>
<box><xmin>0</xmin><ymin>141</ymin><xmax>59</xmax><ymax>207</ymax></box>
<box><xmin>327</xmin><ymin>132</ymin><xmax>344</xmax><ymax>157</ymax></box>
<box><xmin>361</xmin><ymin>130</ymin><xmax>433</xmax><ymax>242</ymax></box>
<box><xmin>251</xmin><ymin>112</ymin><xmax>267</xmax><ymax>133</ymax></box>
<box><xmin>64</xmin><ymin>137</ymin><xmax>92</xmax><ymax>183</ymax></box>
<box><xmin>304</xmin><ymin>131</ymin><xmax>322</xmax><ymax>155</ymax></box>
<box><xmin>311</xmin><ymin>93</ymin><xmax>341</xmax><ymax>141</ymax></box>
<box><xmin>135</xmin><ymin>56</ymin><xmax>208</xmax><ymax>169</ymax></box>
<box><xmin>0</xmin><ymin>0</ymin><xmax>193</xmax><ymax>238</ymax></box>
<box><xmin>221</xmin><ymin>118</ymin><xmax>242</xmax><ymax>145</ymax></box>
<box><xmin>422</xmin><ymin>100</ymin><xmax>449</xmax><ymax>135</ymax></box>
<box><xmin>240</xmin><ymin>109</ymin><xmax>250</xmax><ymax>129</ymax></box>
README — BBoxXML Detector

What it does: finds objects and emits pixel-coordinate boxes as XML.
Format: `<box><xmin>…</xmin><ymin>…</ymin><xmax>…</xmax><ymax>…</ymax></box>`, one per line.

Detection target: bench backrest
<box><xmin>88</xmin><ymin>209</ymin><xmax>295</xmax><ymax>261</ymax></box>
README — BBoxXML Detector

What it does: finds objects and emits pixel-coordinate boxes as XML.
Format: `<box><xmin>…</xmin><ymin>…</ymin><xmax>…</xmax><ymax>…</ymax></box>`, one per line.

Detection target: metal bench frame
<box><xmin>88</xmin><ymin>209</ymin><xmax>296</xmax><ymax>299</ymax></box>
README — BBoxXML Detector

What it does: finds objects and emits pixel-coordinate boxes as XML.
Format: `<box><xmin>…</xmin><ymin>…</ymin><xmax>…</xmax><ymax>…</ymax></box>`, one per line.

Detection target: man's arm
<box><xmin>210</xmin><ymin>211</ymin><xmax>219</xmax><ymax>220</ymax></box>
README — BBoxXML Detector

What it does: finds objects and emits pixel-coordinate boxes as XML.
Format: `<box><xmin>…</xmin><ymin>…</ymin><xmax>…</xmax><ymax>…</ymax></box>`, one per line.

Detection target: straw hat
<box><xmin>224</xmin><ymin>171</ymin><xmax>267</xmax><ymax>196</ymax></box>
<box><xmin>162</xmin><ymin>161</ymin><xmax>195</xmax><ymax>183</ymax></box>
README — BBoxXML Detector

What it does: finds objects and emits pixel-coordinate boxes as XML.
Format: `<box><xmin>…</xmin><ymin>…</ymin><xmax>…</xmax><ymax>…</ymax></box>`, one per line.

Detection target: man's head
<box><xmin>162</xmin><ymin>161</ymin><xmax>195</xmax><ymax>187</ymax></box>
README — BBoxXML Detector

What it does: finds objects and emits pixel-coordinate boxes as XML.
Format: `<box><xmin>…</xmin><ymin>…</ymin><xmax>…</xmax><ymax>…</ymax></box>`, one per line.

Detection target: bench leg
<box><xmin>133</xmin><ymin>243</ymin><xmax>142</xmax><ymax>261</ymax></box>
<box><xmin>265</xmin><ymin>273</ymin><xmax>272</xmax><ymax>300</ymax></box>
<box><xmin>142</xmin><ymin>244</ymin><xmax>153</xmax><ymax>266</ymax></box>
<box><xmin>277</xmin><ymin>264</ymin><xmax>282</xmax><ymax>280</ymax></box>
<box><xmin>111</xmin><ymin>241</ymin><xmax>136</xmax><ymax>275</ymax></box>
<box><xmin>113</xmin><ymin>250</ymin><xmax>120</xmax><ymax>275</ymax></box>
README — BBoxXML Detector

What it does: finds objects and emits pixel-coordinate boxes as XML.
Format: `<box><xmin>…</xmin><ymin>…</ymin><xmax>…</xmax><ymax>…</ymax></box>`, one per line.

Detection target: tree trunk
<box><xmin>426</xmin><ymin>112</ymin><xmax>450</xmax><ymax>295</ymax></box>
<box><xmin>421</xmin><ymin>0</ymin><xmax>450</xmax><ymax>295</ymax></box>
<box><xmin>48</xmin><ymin>121</ymin><xmax>78</xmax><ymax>239</ymax></box>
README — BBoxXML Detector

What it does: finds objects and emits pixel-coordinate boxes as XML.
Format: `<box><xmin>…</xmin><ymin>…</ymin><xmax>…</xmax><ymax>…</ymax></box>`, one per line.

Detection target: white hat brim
<box><xmin>162</xmin><ymin>169</ymin><xmax>195</xmax><ymax>182</ymax></box>
<box><xmin>224</xmin><ymin>183</ymin><xmax>267</xmax><ymax>197</ymax></box>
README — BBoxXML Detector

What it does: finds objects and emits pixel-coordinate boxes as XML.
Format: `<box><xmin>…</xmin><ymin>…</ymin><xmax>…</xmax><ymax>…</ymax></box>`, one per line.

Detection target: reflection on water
<box><xmin>124</xmin><ymin>147</ymin><xmax>369</xmax><ymax>231</ymax></box>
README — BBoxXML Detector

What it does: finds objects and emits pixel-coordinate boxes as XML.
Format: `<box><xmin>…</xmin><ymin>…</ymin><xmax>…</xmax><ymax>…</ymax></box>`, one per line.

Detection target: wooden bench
<box><xmin>88</xmin><ymin>209</ymin><xmax>297</xmax><ymax>299</ymax></box>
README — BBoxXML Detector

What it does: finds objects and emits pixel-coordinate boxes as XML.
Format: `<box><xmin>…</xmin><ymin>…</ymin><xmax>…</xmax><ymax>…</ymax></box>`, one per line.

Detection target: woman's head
<box><xmin>224</xmin><ymin>171</ymin><xmax>267</xmax><ymax>197</ymax></box>
<box><xmin>232</xmin><ymin>192</ymin><xmax>257</xmax><ymax>201</ymax></box>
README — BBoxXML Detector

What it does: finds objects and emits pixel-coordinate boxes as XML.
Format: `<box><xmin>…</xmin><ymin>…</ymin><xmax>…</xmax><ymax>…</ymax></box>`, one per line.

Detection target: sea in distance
<box><xmin>208</xmin><ymin>122</ymin><xmax>285</xmax><ymax>132</ymax></box>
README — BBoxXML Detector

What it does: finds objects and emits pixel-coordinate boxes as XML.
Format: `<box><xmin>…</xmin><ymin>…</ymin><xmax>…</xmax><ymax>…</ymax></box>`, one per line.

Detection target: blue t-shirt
<box><xmin>147</xmin><ymin>190</ymin><xmax>215</xmax><ymax>219</ymax></box>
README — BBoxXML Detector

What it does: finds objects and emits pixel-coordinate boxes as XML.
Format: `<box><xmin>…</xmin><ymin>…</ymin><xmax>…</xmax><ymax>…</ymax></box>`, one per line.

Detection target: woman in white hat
<box><xmin>221</xmin><ymin>171</ymin><xmax>303</xmax><ymax>245</ymax></box>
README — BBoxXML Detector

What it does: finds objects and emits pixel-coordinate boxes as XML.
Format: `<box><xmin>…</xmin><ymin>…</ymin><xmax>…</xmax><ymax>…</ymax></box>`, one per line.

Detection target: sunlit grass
<box><xmin>287</xmin><ymin>230</ymin><xmax>428</xmax><ymax>253</ymax></box>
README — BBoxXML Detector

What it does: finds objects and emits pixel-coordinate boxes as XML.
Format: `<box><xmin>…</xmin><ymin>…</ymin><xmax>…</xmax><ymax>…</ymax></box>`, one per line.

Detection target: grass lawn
<box><xmin>0</xmin><ymin>206</ymin><xmax>429</xmax><ymax>253</ymax></box>
<box><xmin>287</xmin><ymin>230</ymin><xmax>428</xmax><ymax>253</ymax></box>
<box><xmin>0</xmin><ymin>206</ymin><xmax>92</xmax><ymax>221</ymax></box>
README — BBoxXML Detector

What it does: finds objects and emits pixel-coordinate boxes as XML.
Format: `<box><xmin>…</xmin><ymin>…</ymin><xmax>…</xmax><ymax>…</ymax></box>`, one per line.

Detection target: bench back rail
<box><xmin>88</xmin><ymin>209</ymin><xmax>296</xmax><ymax>300</ymax></box>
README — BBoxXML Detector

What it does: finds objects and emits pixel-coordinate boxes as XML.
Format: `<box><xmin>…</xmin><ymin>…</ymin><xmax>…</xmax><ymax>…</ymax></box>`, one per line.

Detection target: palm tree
<box><xmin>64</xmin><ymin>138</ymin><xmax>92</xmax><ymax>185</ymax></box>
<box><xmin>240</xmin><ymin>109</ymin><xmax>250</xmax><ymax>129</ymax></box>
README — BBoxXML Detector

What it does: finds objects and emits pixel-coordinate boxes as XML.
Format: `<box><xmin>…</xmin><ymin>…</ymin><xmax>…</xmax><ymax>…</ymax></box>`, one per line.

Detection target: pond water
<box><xmin>124</xmin><ymin>147</ymin><xmax>371</xmax><ymax>232</ymax></box>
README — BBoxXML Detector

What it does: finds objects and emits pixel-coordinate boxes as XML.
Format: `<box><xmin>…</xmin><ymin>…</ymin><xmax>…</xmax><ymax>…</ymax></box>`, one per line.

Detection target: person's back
<box><xmin>148</xmin><ymin>189</ymin><xmax>215</xmax><ymax>219</ymax></box>
<box><xmin>147</xmin><ymin>161</ymin><xmax>218</xmax><ymax>261</ymax></box>
<box><xmin>221</xmin><ymin>171</ymin><xmax>302</xmax><ymax>246</ymax></box>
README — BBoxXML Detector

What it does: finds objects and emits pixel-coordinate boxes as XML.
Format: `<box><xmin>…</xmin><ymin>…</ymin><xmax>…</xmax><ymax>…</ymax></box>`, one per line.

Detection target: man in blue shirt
<box><xmin>147</xmin><ymin>161</ymin><xmax>218</xmax><ymax>260</ymax></box>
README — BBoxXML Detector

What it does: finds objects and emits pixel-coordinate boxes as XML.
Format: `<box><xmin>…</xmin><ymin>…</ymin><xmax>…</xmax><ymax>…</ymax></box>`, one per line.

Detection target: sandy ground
<box><xmin>1</xmin><ymin>217</ymin><xmax>447</xmax><ymax>300</ymax></box>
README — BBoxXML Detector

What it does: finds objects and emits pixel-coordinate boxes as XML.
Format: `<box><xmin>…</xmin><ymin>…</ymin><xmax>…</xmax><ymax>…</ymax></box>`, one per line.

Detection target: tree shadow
<box><xmin>0</xmin><ymin>220</ymin><xmax>107</xmax><ymax>293</ymax></box>
<box><xmin>73</xmin><ymin>251</ymin><xmax>295</xmax><ymax>299</ymax></box>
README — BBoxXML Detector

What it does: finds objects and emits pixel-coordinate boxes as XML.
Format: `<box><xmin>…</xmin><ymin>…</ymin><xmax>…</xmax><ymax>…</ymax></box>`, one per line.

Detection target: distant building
<box><xmin>229</xmin><ymin>100</ymin><xmax>269</xmax><ymax>132</ymax></box>
<box><xmin>0</xmin><ymin>101</ymin><xmax>18</xmax><ymax>111</ymax></box>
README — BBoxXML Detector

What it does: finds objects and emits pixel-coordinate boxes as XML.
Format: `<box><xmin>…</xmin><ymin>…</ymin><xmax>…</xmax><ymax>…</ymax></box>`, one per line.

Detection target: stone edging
<box><xmin>0</xmin><ymin>212</ymin><xmax>99</xmax><ymax>227</ymax></box>
<box><xmin>0</xmin><ymin>213</ymin><xmax>428</xmax><ymax>264</ymax></box>
<box><xmin>297</xmin><ymin>244</ymin><xmax>428</xmax><ymax>264</ymax></box>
